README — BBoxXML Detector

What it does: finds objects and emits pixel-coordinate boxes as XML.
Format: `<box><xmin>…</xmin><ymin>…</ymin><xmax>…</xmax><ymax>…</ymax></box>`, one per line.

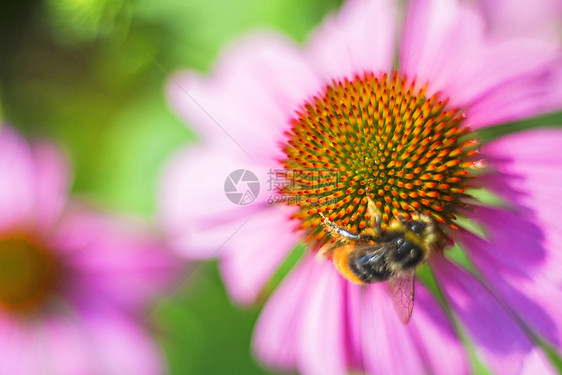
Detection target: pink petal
<box><xmin>455</xmin><ymin>224</ymin><xmax>562</xmax><ymax>350</ymax></box>
<box><xmin>359</xmin><ymin>284</ymin><xmax>427</xmax><ymax>374</ymax></box>
<box><xmin>466</xmin><ymin>130</ymin><xmax>562</xmax><ymax>348</ymax></box>
<box><xmin>31</xmin><ymin>140</ymin><xmax>70</xmax><ymax>233</ymax></box>
<box><xmin>254</xmin><ymin>255</ymin><xmax>349</xmax><ymax>375</ymax></box>
<box><xmin>79</xmin><ymin>309</ymin><xmax>165</xmax><ymax>375</ymax></box>
<box><xmin>477</xmin><ymin>0</ymin><xmax>562</xmax><ymax>41</ymax></box>
<box><xmin>408</xmin><ymin>285</ymin><xmax>469</xmax><ymax>375</ymax></box>
<box><xmin>252</xmin><ymin>254</ymin><xmax>311</xmax><ymax>371</ymax></box>
<box><xmin>482</xmin><ymin>129</ymin><xmax>562</xmax><ymax>276</ymax></box>
<box><xmin>219</xmin><ymin>206</ymin><xmax>299</xmax><ymax>304</ymax></box>
<box><xmin>307</xmin><ymin>0</ymin><xmax>396</xmax><ymax>83</ymax></box>
<box><xmin>43</xmin><ymin>308</ymin><xmax>164</xmax><ymax>375</ymax></box>
<box><xmin>159</xmin><ymin>145</ymin><xmax>279</xmax><ymax>259</ymax></box>
<box><xmin>54</xmin><ymin>209</ymin><xmax>178</xmax><ymax>311</ymax></box>
<box><xmin>0</xmin><ymin>127</ymin><xmax>37</xmax><ymax>232</ymax></box>
<box><xmin>400</xmin><ymin>0</ymin><xmax>561</xmax><ymax>128</ymax></box>
<box><xmin>358</xmin><ymin>282</ymin><xmax>468</xmax><ymax>375</ymax></box>
<box><xmin>432</xmin><ymin>256</ymin><xmax>556</xmax><ymax>375</ymax></box>
<box><xmin>167</xmin><ymin>34</ymin><xmax>321</xmax><ymax>163</ymax></box>
<box><xmin>0</xmin><ymin>128</ymin><xmax>70</xmax><ymax>235</ymax></box>
<box><xmin>0</xmin><ymin>316</ymin><xmax>43</xmax><ymax>375</ymax></box>
<box><xmin>255</xmin><ymin>254</ymin><xmax>468</xmax><ymax>375</ymax></box>
<box><xmin>296</xmin><ymin>256</ymin><xmax>348</xmax><ymax>375</ymax></box>
<box><xmin>40</xmin><ymin>312</ymin><xmax>97</xmax><ymax>374</ymax></box>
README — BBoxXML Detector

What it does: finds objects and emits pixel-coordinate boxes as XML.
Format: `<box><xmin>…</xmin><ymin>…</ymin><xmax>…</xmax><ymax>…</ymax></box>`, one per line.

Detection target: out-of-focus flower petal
<box><xmin>0</xmin><ymin>317</ymin><xmax>42</xmax><ymax>374</ymax></box>
<box><xmin>167</xmin><ymin>34</ymin><xmax>321</xmax><ymax>163</ymax></box>
<box><xmin>79</xmin><ymin>309</ymin><xmax>165</xmax><ymax>375</ymax></box>
<box><xmin>40</xmin><ymin>312</ymin><xmax>94</xmax><ymax>375</ymax></box>
<box><xmin>477</xmin><ymin>0</ymin><xmax>562</xmax><ymax>41</ymax></box>
<box><xmin>0</xmin><ymin>128</ymin><xmax>70</xmax><ymax>234</ymax></box>
<box><xmin>400</xmin><ymin>0</ymin><xmax>561</xmax><ymax>128</ymax></box>
<box><xmin>41</xmin><ymin>308</ymin><xmax>164</xmax><ymax>375</ymax></box>
<box><xmin>52</xmin><ymin>210</ymin><xmax>178</xmax><ymax>311</ymax></box>
<box><xmin>159</xmin><ymin>145</ymin><xmax>276</xmax><ymax>258</ymax></box>
<box><xmin>0</xmin><ymin>127</ymin><xmax>37</xmax><ymax>231</ymax></box>
<box><xmin>220</xmin><ymin>207</ymin><xmax>299</xmax><ymax>304</ymax></box>
<box><xmin>307</xmin><ymin>0</ymin><xmax>396</xmax><ymax>83</ymax></box>
<box><xmin>31</xmin><ymin>141</ymin><xmax>70</xmax><ymax>233</ymax></box>
<box><xmin>432</xmin><ymin>256</ymin><xmax>556</xmax><ymax>375</ymax></box>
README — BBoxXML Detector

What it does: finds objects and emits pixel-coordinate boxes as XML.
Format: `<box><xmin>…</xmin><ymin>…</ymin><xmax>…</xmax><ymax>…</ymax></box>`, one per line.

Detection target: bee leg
<box><xmin>319</xmin><ymin>213</ymin><xmax>361</xmax><ymax>241</ymax></box>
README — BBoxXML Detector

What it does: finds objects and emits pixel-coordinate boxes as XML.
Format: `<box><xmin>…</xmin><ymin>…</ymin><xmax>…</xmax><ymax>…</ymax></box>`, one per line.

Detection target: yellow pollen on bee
<box><xmin>279</xmin><ymin>72</ymin><xmax>479</xmax><ymax>249</ymax></box>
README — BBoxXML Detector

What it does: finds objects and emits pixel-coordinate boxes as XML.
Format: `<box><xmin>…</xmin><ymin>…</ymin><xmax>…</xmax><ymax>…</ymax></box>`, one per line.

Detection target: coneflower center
<box><xmin>0</xmin><ymin>237</ymin><xmax>58</xmax><ymax>313</ymax></box>
<box><xmin>280</xmin><ymin>72</ymin><xmax>479</xmax><ymax>248</ymax></box>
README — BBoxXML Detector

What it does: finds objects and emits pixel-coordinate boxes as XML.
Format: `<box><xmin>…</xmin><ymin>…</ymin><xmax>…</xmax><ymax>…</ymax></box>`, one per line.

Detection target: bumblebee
<box><xmin>319</xmin><ymin>201</ymin><xmax>440</xmax><ymax>323</ymax></box>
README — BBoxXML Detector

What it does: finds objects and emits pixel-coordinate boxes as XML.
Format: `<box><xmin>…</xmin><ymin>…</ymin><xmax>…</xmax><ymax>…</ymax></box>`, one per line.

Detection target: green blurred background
<box><xmin>0</xmin><ymin>0</ymin><xmax>340</xmax><ymax>373</ymax></box>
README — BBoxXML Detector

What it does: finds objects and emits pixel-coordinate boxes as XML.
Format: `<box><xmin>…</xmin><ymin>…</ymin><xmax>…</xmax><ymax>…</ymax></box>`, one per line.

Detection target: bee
<box><xmin>319</xmin><ymin>201</ymin><xmax>439</xmax><ymax>324</ymax></box>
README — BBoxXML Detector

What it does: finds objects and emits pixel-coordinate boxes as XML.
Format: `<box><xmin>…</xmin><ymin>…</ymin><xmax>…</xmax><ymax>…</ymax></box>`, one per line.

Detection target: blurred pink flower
<box><xmin>161</xmin><ymin>0</ymin><xmax>562</xmax><ymax>374</ymax></box>
<box><xmin>0</xmin><ymin>126</ymin><xmax>177</xmax><ymax>374</ymax></box>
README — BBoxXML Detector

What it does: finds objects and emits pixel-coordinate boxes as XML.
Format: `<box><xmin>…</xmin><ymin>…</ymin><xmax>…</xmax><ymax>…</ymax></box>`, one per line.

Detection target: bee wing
<box><xmin>386</xmin><ymin>272</ymin><xmax>415</xmax><ymax>324</ymax></box>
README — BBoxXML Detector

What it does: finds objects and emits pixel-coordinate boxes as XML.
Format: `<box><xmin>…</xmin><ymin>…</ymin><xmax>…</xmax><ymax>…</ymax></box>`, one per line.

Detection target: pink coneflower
<box><xmin>0</xmin><ymin>126</ymin><xmax>176</xmax><ymax>374</ymax></box>
<box><xmin>161</xmin><ymin>0</ymin><xmax>562</xmax><ymax>373</ymax></box>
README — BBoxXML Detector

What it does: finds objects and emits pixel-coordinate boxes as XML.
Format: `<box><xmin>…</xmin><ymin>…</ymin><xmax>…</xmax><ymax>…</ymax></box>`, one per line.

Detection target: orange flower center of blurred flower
<box><xmin>0</xmin><ymin>237</ymin><xmax>58</xmax><ymax>313</ymax></box>
<box><xmin>280</xmin><ymin>72</ymin><xmax>480</xmax><ymax>248</ymax></box>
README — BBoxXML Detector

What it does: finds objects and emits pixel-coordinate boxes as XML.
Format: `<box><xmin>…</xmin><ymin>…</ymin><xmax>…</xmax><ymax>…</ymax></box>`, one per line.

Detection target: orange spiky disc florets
<box><xmin>279</xmin><ymin>72</ymin><xmax>479</xmax><ymax>247</ymax></box>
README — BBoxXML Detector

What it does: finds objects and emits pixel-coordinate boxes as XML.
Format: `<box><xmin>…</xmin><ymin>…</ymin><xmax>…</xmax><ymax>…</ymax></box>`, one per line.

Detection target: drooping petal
<box><xmin>31</xmin><ymin>141</ymin><xmax>70</xmax><ymax>233</ymax></box>
<box><xmin>0</xmin><ymin>127</ymin><xmax>37</xmax><ymax>232</ymax></box>
<box><xmin>465</xmin><ymin>129</ymin><xmax>562</xmax><ymax>348</ymax></box>
<box><xmin>359</xmin><ymin>284</ymin><xmax>428</xmax><ymax>374</ymax></box>
<box><xmin>219</xmin><ymin>206</ymin><xmax>299</xmax><ymax>304</ymax></box>
<box><xmin>0</xmin><ymin>128</ymin><xmax>70</xmax><ymax>235</ymax></box>
<box><xmin>159</xmin><ymin>145</ymin><xmax>271</xmax><ymax>259</ymax></box>
<box><xmin>400</xmin><ymin>0</ymin><xmax>562</xmax><ymax>128</ymax></box>
<box><xmin>42</xmin><ymin>308</ymin><xmax>164</xmax><ymax>375</ymax></box>
<box><xmin>78</xmin><ymin>309</ymin><xmax>165</xmax><ymax>375</ymax></box>
<box><xmin>455</xmin><ymin>223</ymin><xmax>562</xmax><ymax>350</ymax></box>
<box><xmin>307</xmin><ymin>0</ymin><xmax>396</xmax><ymax>83</ymax></box>
<box><xmin>167</xmin><ymin>34</ymin><xmax>322</xmax><ymax>163</ymax></box>
<box><xmin>407</xmin><ymin>286</ymin><xmax>469</xmax><ymax>375</ymax></box>
<box><xmin>252</xmin><ymin>254</ymin><xmax>319</xmax><ymax>372</ymax></box>
<box><xmin>255</xmin><ymin>255</ymin><xmax>468</xmax><ymax>375</ymax></box>
<box><xmin>254</xmin><ymin>255</ymin><xmax>349</xmax><ymax>375</ymax></box>
<box><xmin>481</xmin><ymin>129</ymin><xmax>562</xmax><ymax>278</ymax></box>
<box><xmin>358</xmin><ymin>281</ymin><xmax>468</xmax><ymax>375</ymax></box>
<box><xmin>432</xmin><ymin>256</ymin><xmax>556</xmax><ymax>375</ymax></box>
<box><xmin>53</xmin><ymin>210</ymin><xmax>178</xmax><ymax>311</ymax></box>
<box><xmin>0</xmin><ymin>316</ymin><xmax>43</xmax><ymax>375</ymax></box>
<box><xmin>296</xmin><ymin>256</ymin><xmax>349</xmax><ymax>375</ymax></box>
<box><xmin>476</xmin><ymin>0</ymin><xmax>562</xmax><ymax>41</ymax></box>
<box><xmin>40</xmin><ymin>312</ymin><xmax>97</xmax><ymax>374</ymax></box>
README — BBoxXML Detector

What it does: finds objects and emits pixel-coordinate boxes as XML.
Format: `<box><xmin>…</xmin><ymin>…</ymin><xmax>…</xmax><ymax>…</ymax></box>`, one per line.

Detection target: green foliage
<box><xmin>153</xmin><ymin>262</ymin><xmax>277</xmax><ymax>375</ymax></box>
